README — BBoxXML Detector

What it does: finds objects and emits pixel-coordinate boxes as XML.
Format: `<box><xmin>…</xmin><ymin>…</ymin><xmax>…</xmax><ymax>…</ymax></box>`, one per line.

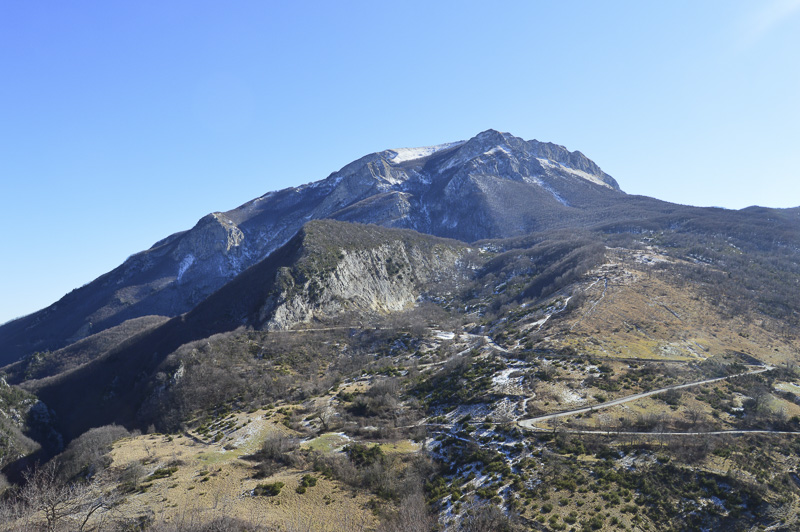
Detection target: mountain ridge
<box><xmin>3</xmin><ymin>130</ymin><xmax>795</xmax><ymax>368</ymax></box>
<box><xmin>27</xmin><ymin>220</ymin><xmax>474</xmax><ymax>439</ymax></box>
<box><xmin>0</xmin><ymin>130</ymin><xmax>622</xmax><ymax>365</ymax></box>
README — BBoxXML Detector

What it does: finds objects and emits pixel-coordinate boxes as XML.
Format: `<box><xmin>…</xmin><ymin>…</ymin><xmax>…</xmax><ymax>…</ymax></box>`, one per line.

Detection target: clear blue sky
<box><xmin>1</xmin><ymin>1</ymin><xmax>799</xmax><ymax>324</ymax></box>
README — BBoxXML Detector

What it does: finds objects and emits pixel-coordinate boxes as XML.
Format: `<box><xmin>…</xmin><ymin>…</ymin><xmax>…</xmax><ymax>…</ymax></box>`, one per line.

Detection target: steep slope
<box><xmin>2</xmin><ymin>316</ymin><xmax>169</xmax><ymax>385</ymax></box>
<box><xmin>28</xmin><ymin>221</ymin><xmax>472</xmax><ymax>440</ymax></box>
<box><xmin>258</xmin><ymin>220</ymin><xmax>469</xmax><ymax>330</ymax></box>
<box><xmin>0</xmin><ymin>130</ymin><xmax>621</xmax><ymax>365</ymax></box>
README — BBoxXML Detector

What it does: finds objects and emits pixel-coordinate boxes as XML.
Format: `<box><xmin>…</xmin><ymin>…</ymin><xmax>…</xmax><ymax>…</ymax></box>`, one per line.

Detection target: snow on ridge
<box><xmin>484</xmin><ymin>145</ymin><xmax>511</xmax><ymax>157</ymax></box>
<box><xmin>560</xmin><ymin>166</ymin><xmax>612</xmax><ymax>188</ymax></box>
<box><xmin>387</xmin><ymin>141</ymin><xmax>466</xmax><ymax>164</ymax></box>
<box><xmin>537</xmin><ymin>158</ymin><xmax>612</xmax><ymax>189</ymax></box>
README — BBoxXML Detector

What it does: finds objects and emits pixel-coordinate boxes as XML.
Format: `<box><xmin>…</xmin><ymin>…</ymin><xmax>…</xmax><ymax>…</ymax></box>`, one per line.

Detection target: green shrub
<box><xmin>296</xmin><ymin>474</ymin><xmax>318</xmax><ymax>493</ymax></box>
<box><xmin>253</xmin><ymin>481</ymin><xmax>284</xmax><ymax>496</ymax></box>
<box><xmin>344</xmin><ymin>443</ymin><xmax>384</xmax><ymax>467</ymax></box>
<box><xmin>145</xmin><ymin>466</ymin><xmax>178</xmax><ymax>482</ymax></box>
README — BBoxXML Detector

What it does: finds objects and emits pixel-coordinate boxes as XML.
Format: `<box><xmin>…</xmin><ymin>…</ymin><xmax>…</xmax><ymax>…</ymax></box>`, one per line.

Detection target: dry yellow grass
<box><xmin>540</xmin><ymin>250</ymin><xmax>799</xmax><ymax>367</ymax></box>
<box><xmin>302</xmin><ymin>432</ymin><xmax>351</xmax><ymax>453</ymax></box>
<box><xmin>378</xmin><ymin>439</ymin><xmax>422</xmax><ymax>454</ymax></box>
<box><xmin>101</xmin><ymin>413</ymin><xmax>379</xmax><ymax>531</ymax></box>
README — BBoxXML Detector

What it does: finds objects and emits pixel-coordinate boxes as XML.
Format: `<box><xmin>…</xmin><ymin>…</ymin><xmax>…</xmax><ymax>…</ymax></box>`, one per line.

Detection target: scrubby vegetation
<box><xmin>2</xmin><ymin>212</ymin><xmax>800</xmax><ymax>530</ymax></box>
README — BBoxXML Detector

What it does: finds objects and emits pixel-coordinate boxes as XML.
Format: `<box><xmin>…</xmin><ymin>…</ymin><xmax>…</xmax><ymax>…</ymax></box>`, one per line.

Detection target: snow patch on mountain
<box><xmin>561</xmin><ymin>166</ymin><xmax>612</xmax><ymax>188</ymax></box>
<box><xmin>540</xmin><ymin>183</ymin><xmax>570</xmax><ymax>206</ymax></box>
<box><xmin>484</xmin><ymin>145</ymin><xmax>511</xmax><ymax>157</ymax></box>
<box><xmin>387</xmin><ymin>141</ymin><xmax>465</xmax><ymax>164</ymax></box>
<box><xmin>177</xmin><ymin>254</ymin><xmax>195</xmax><ymax>282</ymax></box>
<box><xmin>522</xmin><ymin>174</ymin><xmax>570</xmax><ymax>206</ymax></box>
<box><xmin>537</xmin><ymin>158</ymin><xmax>612</xmax><ymax>189</ymax></box>
<box><xmin>379</xmin><ymin>173</ymin><xmax>407</xmax><ymax>186</ymax></box>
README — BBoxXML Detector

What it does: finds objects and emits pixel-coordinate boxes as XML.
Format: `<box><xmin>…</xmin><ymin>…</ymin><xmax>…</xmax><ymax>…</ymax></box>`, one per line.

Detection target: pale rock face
<box><xmin>264</xmin><ymin>241</ymin><xmax>466</xmax><ymax>330</ymax></box>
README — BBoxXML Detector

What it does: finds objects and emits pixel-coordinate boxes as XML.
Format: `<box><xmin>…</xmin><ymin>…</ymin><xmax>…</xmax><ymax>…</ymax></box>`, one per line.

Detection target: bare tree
<box><xmin>0</xmin><ymin>472</ymin><xmax>10</xmax><ymax>496</ymax></box>
<box><xmin>120</xmin><ymin>460</ymin><xmax>147</xmax><ymax>492</ymax></box>
<box><xmin>11</xmin><ymin>461</ymin><xmax>116</xmax><ymax>532</ymax></box>
<box><xmin>458</xmin><ymin>501</ymin><xmax>520</xmax><ymax>531</ymax></box>
<box><xmin>317</xmin><ymin>405</ymin><xmax>340</xmax><ymax>432</ymax></box>
<box><xmin>686</xmin><ymin>407</ymin><xmax>704</xmax><ymax>428</ymax></box>
<box><xmin>378</xmin><ymin>492</ymin><xmax>435</xmax><ymax>532</ymax></box>
<box><xmin>20</xmin><ymin>461</ymin><xmax>82</xmax><ymax>531</ymax></box>
<box><xmin>747</xmin><ymin>384</ymin><xmax>771</xmax><ymax>416</ymax></box>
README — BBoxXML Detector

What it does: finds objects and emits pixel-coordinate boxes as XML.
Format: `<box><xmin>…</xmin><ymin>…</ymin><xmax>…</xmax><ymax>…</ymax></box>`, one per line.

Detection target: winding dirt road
<box><xmin>516</xmin><ymin>427</ymin><xmax>800</xmax><ymax>436</ymax></box>
<box><xmin>518</xmin><ymin>364</ymin><xmax>774</xmax><ymax>431</ymax></box>
<box><xmin>519</xmin><ymin>427</ymin><xmax>799</xmax><ymax>436</ymax></box>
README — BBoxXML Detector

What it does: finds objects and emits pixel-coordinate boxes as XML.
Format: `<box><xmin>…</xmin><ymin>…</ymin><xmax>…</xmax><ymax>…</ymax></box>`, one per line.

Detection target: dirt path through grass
<box><xmin>518</xmin><ymin>364</ymin><xmax>775</xmax><ymax>430</ymax></box>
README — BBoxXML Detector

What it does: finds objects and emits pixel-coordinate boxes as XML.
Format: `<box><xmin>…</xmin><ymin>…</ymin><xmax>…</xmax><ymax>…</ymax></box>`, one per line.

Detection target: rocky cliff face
<box><xmin>263</xmin><ymin>227</ymin><xmax>468</xmax><ymax>329</ymax></box>
<box><xmin>0</xmin><ymin>379</ymin><xmax>62</xmax><ymax>468</ymax></box>
<box><xmin>28</xmin><ymin>221</ymin><xmax>474</xmax><ymax>438</ymax></box>
<box><xmin>0</xmin><ymin>130</ymin><xmax>621</xmax><ymax>364</ymax></box>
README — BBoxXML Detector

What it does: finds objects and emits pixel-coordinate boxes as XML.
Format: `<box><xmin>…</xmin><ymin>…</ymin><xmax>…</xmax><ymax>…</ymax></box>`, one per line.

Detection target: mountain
<box><xmin>7</xmin><ymin>210</ymin><xmax>800</xmax><ymax>531</ymax></box>
<box><xmin>3</xmin><ymin>131</ymin><xmax>800</xmax><ymax>531</ymax></box>
<box><xmin>28</xmin><ymin>221</ymin><xmax>473</xmax><ymax>440</ymax></box>
<box><xmin>0</xmin><ymin>130</ymin><xmax>625</xmax><ymax>365</ymax></box>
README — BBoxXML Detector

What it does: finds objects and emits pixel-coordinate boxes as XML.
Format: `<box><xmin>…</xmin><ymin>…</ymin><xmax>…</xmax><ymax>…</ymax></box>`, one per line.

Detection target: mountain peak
<box><xmin>475</xmin><ymin>128</ymin><xmax>510</xmax><ymax>141</ymax></box>
<box><xmin>416</xmin><ymin>130</ymin><xmax>619</xmax><ymax>191</ymax></box>
<box><xmin>0</xmin><ymin>129</ymin><xmax>623</xmax><ymax>364</ymax></box>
